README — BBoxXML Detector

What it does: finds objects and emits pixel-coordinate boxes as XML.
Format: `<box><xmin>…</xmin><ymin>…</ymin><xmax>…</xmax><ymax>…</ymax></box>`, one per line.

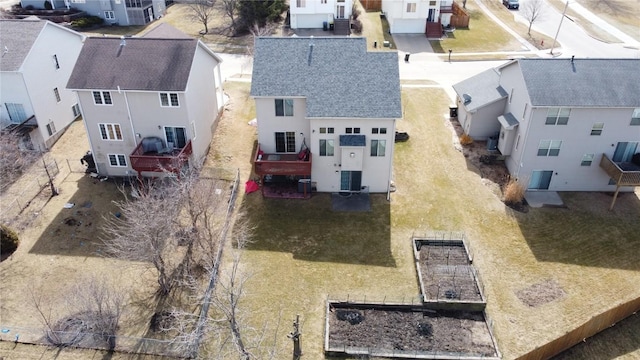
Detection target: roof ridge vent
<box><xmin>117</xmin><ymin>36</ymin><xmax>126</xmax><ymax>57</ymax></box>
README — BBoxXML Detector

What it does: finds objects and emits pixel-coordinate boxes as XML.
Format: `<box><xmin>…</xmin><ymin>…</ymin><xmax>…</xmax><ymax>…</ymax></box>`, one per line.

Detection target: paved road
<box><xmin>512</xmin><ymin>0</ymin><xmax>640</xmax><ymax>58</ymax></box>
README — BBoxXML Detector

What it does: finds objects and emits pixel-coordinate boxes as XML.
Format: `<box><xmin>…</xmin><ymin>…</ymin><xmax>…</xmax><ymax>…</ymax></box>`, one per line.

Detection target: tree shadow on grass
<box><xmin>241</xmin><ymin>192</ymin><xmax>395</xmax><ymax>267</ymax></box>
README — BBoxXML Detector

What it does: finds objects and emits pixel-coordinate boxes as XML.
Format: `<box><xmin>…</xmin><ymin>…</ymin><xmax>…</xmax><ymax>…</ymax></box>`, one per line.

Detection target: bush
<box><xmin>351</xmin><ymin>19</ymin><xmax>363</xmax><ymax>34</ymax></box>
<box><xmin>351</xmin><ymin>4</ymin><xmax>361</xmax><ymax>19</ymax></box>
<box><xmin>71</xmin><ymin>15</ymin><xmax>104</xmax><ymax>28</ymax></box>
<box><xmin>460</xmin><ymin>133</ymin><xmax>473</xmax><ymax>145</ymax></box>
<box><xmin>0</xmin><ymin>224</ymin><xmax>19</xmax><ymax>256</ymax></box>
<box><xmin>503</xmin><ymin>178</ymin><xmax>526</xmax><ymax>205</ymax></box>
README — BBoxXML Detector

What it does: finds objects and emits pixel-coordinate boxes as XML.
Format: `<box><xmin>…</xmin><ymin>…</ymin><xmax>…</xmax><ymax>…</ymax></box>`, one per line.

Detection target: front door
<box><xmin>528</xmin><ymin>170</ymin><xmax>553</xmax><ymax>190</ymax></box>
<box><xmin>341</xmin><ymin>171</ymin><xmax>362</xmax><ymax>191</ymax></box>
<box><xmin>336</xmin><ymin>4</ymin><xmax>345</xmax><ymax>18</ymax></box>
<box><xmin>427</xmin><ymin>9</ymin><xmax>435</xmax><ymax>22</ymax></box>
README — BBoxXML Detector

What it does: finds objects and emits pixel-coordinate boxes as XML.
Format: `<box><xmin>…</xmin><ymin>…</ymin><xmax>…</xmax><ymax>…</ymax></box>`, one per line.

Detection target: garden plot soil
<box><xmin>328</xmin><ymin>307</ymin><xmax>497</xmax><ymax>357</ymax></box>
<box><xmin>418</xmin><ymin>244</ymin><xmax>483</xmax><ymax>302</ymax></box>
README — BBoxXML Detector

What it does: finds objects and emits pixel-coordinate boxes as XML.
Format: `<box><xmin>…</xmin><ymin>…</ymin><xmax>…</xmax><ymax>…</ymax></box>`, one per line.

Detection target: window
<box><xmin>53</xmin><ymin>54</ymin><xmax>60</xmax><ymax>69</ymax></box>
<box><xmin>429</xmin><ymin>0</ymin><xmax>437</xmax><ymax>5</ymax></box>
<box><xmin>160</xmin><ymin>93</ymin><xmax>179</xmax><ymax>107</ymax></box>
<box><xmin>72</xmin><ymin>104</ymin><xmax>81</xmax><ymax>118</ymax></box>
<box><xmin>590</xmin><ymin>123</ymin><xmax>604</xmax><ymax>136</ymax></box>
<box><xmin>581</xmin><ymin>154</ymin><xmax>594</xmax><ymax>166</ymax></box>
<box><xmin>53</xmin><ymin>88</ymin><xmax>61</xmax><ymax>103</ymax></box>
<box><xmin>613</xmin><ymin>142</ymin><xmax>638</xmax><ymax>162</ymax></box>
<box><xmin>104</xmin><ymin>11</ymin><xmax>115</xmax><ymax>19</ymax></box>
<box><xmin>191</xmin><ymin>121</ymin><xmax>197</xmax><ymax>140</ymax></box>
<box><xmin>321</xmin><ymin>0</ymin><xmax>327</xmax><ymax>3</ymax></box>
<box><xmin>537</xmin><ymin>140</ymin><xmax>562</xmax><ymax>156</ymax></box>
<box><xmin>319</xmin><ymin>139</ymin><xmax>334</xmax><ymax>156</ymax></box>
<box><xmin>296</xmin><ymin>0</ymin><xmax>305</xmax><ymax>7</ymax></box>
<box><xmin>345</xmin><ymin>127</ymin><xmax>360</xmax><ymax>134</ymax></box>
<box><xmin>515</xmin><ymin>134</ymin><xmax>520</xmax><ymax>151</ymax></box>
<box><xmin>46</xmin><ymin>121</ymin><xmax>56</xmax><ymax>136</ymax></box>
<box><xmin>275</xmin><ymin>132</ymin><xmax>296</xmax><ymax>152</ymax></box>
<box><xmin>275</xmin><ymin>99</ymin><xmax>294</xmax><ymax>117</ymax></box>
<box><xmin>406</xmin><ymin>2</ymin><xmax>416</xmax><ymax>12</ymax></box>
<box><xmin>319</xmin><ymin>127</ymin><xmax>334</xmax><ymax>134</ymax></box>
<box><xmin>99</xmin><ymin>123</ymin><xmax>123</xmax><ymax>141</ymax></box>
<box><xmin>372</xmin><ymin>128</ymin><xmax>387</xmax><ymax>134</ymax></box>
<box><xmin>108</xmin><ymin>154</ymin><xmax>127</xmax><ymax>167</ymax></box>
<box><xmin>545</xmin><ymin>108</ymin><xmax>570</xmax><ymax>125</ymax></box>
<box><xmin>371</xmin><ymin>140</ymin><xmax>386</xmax><ymax>156</ymax></box>
<box><xmin>93</xmin><ymin>91</ymin><xmax>112</xmax><ymax>105</ymax></box>
<box><xmin>631</xmin><ymin>108</ymin><xmax>640</xmax><ymax>125</ymax></box>
<box><xmin>509</xmin><ymin>89</ymin><xmax>514</xmax><ymax>103</ymax></box>
<box><xmin>522</xmin><ymin>103</ymin><xmax>528</xmax><ymax>119</ymax></box>
<box><xmin>165</xmin><ymin>127</ymin><xmax>187</xmax><ymax>148</ymax></box>
<box><xmin>4</xmin><ymin>103</ymin><xmax>27</xmax><ymax>123</ymax></box>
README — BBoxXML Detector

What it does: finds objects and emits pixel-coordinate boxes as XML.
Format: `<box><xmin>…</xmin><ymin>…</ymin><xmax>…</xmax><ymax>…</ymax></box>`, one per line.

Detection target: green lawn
<box><xmin>209</xmin><ymin>82</ymin><xmax>640</xmax><ymax>359</ymax></box>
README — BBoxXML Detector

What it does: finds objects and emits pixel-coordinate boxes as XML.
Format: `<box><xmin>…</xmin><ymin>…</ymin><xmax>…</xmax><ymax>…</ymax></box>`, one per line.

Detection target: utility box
<box><xmin>298</xmin><ymin>179</ymin><xmax>311</xmax><ymax>193</ymax></box>
<box><xmin>449</xmin><ymin>105</ymin><xmax>458</xmax><ymax>118</ymax></box>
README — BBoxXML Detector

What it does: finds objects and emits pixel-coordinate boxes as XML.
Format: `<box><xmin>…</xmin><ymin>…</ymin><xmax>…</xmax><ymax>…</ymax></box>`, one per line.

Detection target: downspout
<box><xmin>516</xmin><ymin>104</ymin><xmax>533</xmax><ymax>181</ymax></box>
<box><xmin>216</xmin><ymin>64</ymin><xmax>224</xmax><ymax>111</ymax></box>
<box><xmin>76</xmin><ymin>92</ymin><xmax>98</xmax><ymax>173</ymax></box>
<box><xmin>121</xmin><ymin>87</ymin><xmax>137</xmax><ymax>176</ymax></box>
<box><xmin>387</xmin><ymin>118</ymin><xmax>396</xmax><ymax>201</ymax></box>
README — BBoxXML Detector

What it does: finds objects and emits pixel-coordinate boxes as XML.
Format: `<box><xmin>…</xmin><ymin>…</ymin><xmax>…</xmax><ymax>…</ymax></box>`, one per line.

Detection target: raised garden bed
<box><xmin>325</xmin><ymin>301</ymin><xmax>499</xmax><ymax>359</ymax></box>
<box><xmin>414</xmin><ymin>235</ymin><xmax>486</xmax><ymax>310</ymax></box>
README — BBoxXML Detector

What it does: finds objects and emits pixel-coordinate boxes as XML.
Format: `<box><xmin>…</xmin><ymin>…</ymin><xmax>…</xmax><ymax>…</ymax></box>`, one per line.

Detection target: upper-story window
<box><xmin>538</xmin><ymin>140</ymin><xmax>562</xmax><ymax>156</ymax></box>
<box><xmin>53</xmin><ymin>88</ymin><xmax>61</xmax><ymax>103</ymax></box>
<box><xmin>93</xmin><ymin>91</ymin><xmax>112</xmax><ymax>105</ymax></box>
<box><xmin>406</xmin><ymin>2</ymin><xmax>417</xmax><ymax>12</ymax></box>
<box><xmin>319</xmin><ymin>139</ymin><xmax>334</xmax><ymax>156</ymax></box>
<box><xmin>275</xmin><ymin>99</ymin><xmax>294</xmax><ymax>117</ymax></box>
<box><xmin>321</xmin><ymin>0</ymin><xmax>327</xmax><ymax>3</ymax></box>
<box><xmin>371</xmin><ymin>140</ymin><xmax>386</xmax><ymax>157</ymax></box>
<box><xmin>160</xmin><ymin>93</ymin><xmax>179</xmax><ymax>107</ymax></box>
<box><xmin>99</xmin><ymin>123</ymin><xmax>123</xmax><ymax>141</ymax></box>
<box><xmin>631</xmin><ymin>108</ymin><xmax>640</xmax><ymax>125</ymax></box>
<box><xmin>590</xmin><ymin>123</ymin><xmax>604</xmax><ymax>136</ymax></box>
<box><xmin>429</xmin><ymin>0</ymin><xmax>437</xmax><ymax>5</ymax></box>
<box><xmin>345</xmin><ymin>127</ymin><xmax>360</xmax><ymax>134</ymax></box>
<box><xmin>319</xmin><ymin>127</ymin><xmax>334</xmax><ymax>134</ymax></box>
<box><xmin>297</xmin><ymin>0</ymin><xmax>305</xmax><ymax>7</ymax></box>
<box><xmin>52</xmin><ymin>54</ymin><xmax>60</xmax><ymax>69</ymax></box>
<box><xmin>372</xmin><ymin>128</ymin><xmax>387</xmax><ymax>134</ymax></box>
<box><xmin>545</xmin><ymin>108</ymin><xmax>570</xmax><ymax>125</ymax></box>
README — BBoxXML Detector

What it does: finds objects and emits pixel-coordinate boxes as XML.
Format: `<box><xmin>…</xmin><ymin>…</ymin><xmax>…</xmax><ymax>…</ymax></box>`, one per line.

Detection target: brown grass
<box><xmin>503</xmin><ymin>178</ymin><xmax>525</xmax><ymax>204</ymax></box>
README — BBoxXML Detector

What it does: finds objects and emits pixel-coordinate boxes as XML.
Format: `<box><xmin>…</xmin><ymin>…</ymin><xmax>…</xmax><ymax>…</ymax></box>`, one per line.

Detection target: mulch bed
<box><xmin>328</xmin><ymin>307</ymin><xmax>498</xmax><ymax>357</ymax></box>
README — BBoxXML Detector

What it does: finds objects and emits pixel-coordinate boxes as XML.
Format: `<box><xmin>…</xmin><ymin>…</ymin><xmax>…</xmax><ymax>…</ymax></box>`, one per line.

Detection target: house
<box><xmin>66</xmin><ymin>24</ymin><xmax>224</xmax><ymax>178</ymax></box>
<box><xmin>250</xmin><ymin>37</ymin><xmax>402</xmax><ymax>197</ymax></box>
<box><xmin>20</xmin><ymin>0</ymin><xmax>170</xmax><ymax>26</ymax></box>
<box><xmin>0</xmin><ymin>18</ymin><xmax>85</xmax><ymax>150</ymax></box>
<box><xmin>289</xmin><ymin>0</ymin><xmax>353</xmax><ymax>34</ymax></box>
<box><xmin>452</xmin><ymin>58</ymin><xmax>640</xmax><ymax>196</ymax></box>
<box><xmin>382</xmin><ymin>0</ymin><xmax>455</xmax><ymax>35</ymax></box>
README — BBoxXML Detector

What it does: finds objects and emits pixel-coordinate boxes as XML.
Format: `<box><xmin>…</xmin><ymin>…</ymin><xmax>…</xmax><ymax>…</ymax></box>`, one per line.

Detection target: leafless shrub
<box><xmin>503</xmin><ymin>178</ymin><xmax>526</xmax><ymax>205</ymax></box>
<box><xmin>188</xmin><ymin>0</ymin><xmax>217</xmax><ymax>34</ymax></box>
<box><xmin>0</xmin><ymin>130</ymin><xmax>39</xmax><ymax>193</ymax></box>
<box><xmin>460</xmin><ymin>134</ymin><xmax>474</xmax><ymax>146</ymax></box>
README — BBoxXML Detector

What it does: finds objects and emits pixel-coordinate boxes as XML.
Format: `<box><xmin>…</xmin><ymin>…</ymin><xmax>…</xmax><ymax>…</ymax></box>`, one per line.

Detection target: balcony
<box><xmin>130</xmin><ymin>139</ymin><xmax>192</xmax><ymax>174</ymax></box>
<box><xmin>599</xmin><ymin>154</ymin><xmax>640</xmax><ymax>186</ymax></box>
<box><xmin>254</xmin><ymin>143</ymin><xmax>312</xmax><ymax>177</ymax></box>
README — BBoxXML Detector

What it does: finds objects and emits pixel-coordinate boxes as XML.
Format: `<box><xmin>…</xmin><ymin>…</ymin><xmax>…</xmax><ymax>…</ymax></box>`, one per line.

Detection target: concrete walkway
<box><xmin>524</xmin><ymin>191</ymin><xmax>565</xmax><ymax>208</ymax></box>
<box><xmin>569</xmin><ymin>1</ymin><xmax>640</xmax><ymax>48</ymax></box>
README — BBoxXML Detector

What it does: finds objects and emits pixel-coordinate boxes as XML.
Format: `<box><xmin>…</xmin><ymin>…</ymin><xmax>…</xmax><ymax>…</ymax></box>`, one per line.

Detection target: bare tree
<box><xmin>221</xmin><ymin>0</ymin><xmax>240</xmax><ymax>35</ymax></box>
<box><xmin>0</xmin><ymin>130</ymin><xmax>38</xmax><ymax>193</ymax></box>
<box><xmin>522</xmin><ymin>0</ymin><xmax>546</xmax><ymax>35</ymax></box>
<box><xmin>189</xmin><ymin>0</ymin><xmax>217</xmax><ymax>34</ymax></box>
<box><xmin>31</xmin><ymin>276</ymin><xmax>125</xmax><ymax>350</ymax></box>
<box><xmin>101</xmin><ymin>179</ymin><xmax>183</xmax><ymax>296</ymax></box>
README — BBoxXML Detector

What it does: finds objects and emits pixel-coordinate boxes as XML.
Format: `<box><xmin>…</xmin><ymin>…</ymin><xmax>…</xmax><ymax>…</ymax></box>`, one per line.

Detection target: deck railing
<box><xmin>130</xmin><ymin>140</ymin><xmax>192</xmax><ymax>174</ymax></box>
<box><xmin>599</xmin><ymin>154</ymin><xmax>640</xmax><ymax>186</ymax></box>
<box><xmin>254</xmin><ymin>143</ymin><xmax>312</xmax><ymax>176</ymax></box>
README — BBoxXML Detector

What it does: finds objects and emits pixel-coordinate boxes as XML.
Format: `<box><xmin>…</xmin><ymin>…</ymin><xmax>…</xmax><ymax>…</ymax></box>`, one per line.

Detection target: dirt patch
<box><xmin>417</xmin><ymin>244</ymin><xmax>483</xmax><ymax>302</ymax></box>
<box><xmin>516</xmin><ymin>279</ymin><xmax>566</xmax><ymax>307</ymax></box>
<box><xmin>447</xmin><ymin>117</ymin><xmax>512</xmax><ymax>198</ymax></box>
<box><xmin>328</xmin><ymin>306</ymin><xmax>497</xmax><ymax>356</ymax></box>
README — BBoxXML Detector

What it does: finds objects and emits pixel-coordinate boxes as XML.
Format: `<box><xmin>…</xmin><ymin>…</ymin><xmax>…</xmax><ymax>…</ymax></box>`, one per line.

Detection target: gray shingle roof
<box><xmin>517</xmin><ymin>58</ymin><xmax>640</xmax><ymax>107</ymax></box>
<box><xmin>452</xmin><ymin>68</ymin><xmax>508</xmax><ymax>111</ymax></box>
<box><xmin>141</xmin><ymin>23</ymin><xmax>192</xmax><ymax>39</ymax></box>
<box><xmin>0</xmin><ymin>19</ymin><xmax>47</xmax><ymax>72</ymax></box>
<box><xmin>250</xmin><ymin>37</ymin><xmax>402</xmax><ymax>119</ymax></box>
<box><xmin>67</xmin><ymin>37</ymin><xmax>198</xmax><ymax>91</ymax></box>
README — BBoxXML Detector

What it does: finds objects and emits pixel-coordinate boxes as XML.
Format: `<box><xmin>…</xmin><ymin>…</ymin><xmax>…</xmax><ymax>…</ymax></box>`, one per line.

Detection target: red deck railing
<box><xmin>130</xmin><ymin>140</ymin><xmax>192</xmax><ymax>174</ymax></box>
<box><xmin>254</xmin><ymin>143</ymin><xmax>312</xmax><ymax>176</ymax></box>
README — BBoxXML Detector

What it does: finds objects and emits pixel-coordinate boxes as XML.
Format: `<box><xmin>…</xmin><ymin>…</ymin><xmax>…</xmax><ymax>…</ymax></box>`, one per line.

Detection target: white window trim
<box><xmin>99</xmin><ymin>123</ymin><xmax>123</xmax><ymax>141</ymax></box>
<box><xmin>191</xmin><ymin>121</ymin><xmax>197</xmax><ymax>140</ymax></box>
<box><xmin>54</xmin><ymin>88</ymin><xmax>61</xmax><ymax>103</ymax></box>
<box><xmin>371</xmin><ymin>139</ymin><xmax>386</xmax><ymax>157</ymax></box>
<box><xmin>104</xmin><ymin>11</ymin><xmax>115</xmax><ymax>20</ymax></box>
<box><xmin>590</xmin><ymin>122</ymin><xmax>604</xmax><ymax>136</ymax></box>
<box><xmin>581</xmin><ymin>154</ymin><xmax>594</xmax><ymax>166</ymax></box>
<box><xmin>631</xmin><ymin>108</ymin><xmax>640</xmax><ymax>125</ymax></box>
<box><xmin>319</xmin><ymin>139</ymin><xmax>334</xmax><ymax>156</ymax></box>
<box><xmin>53</xmin><ymin>54</ymin><xmax>60</xmax><ymax>70</ymax></box>
<box><xmin>406</xmin><ymin>2</ymin><xmax>417</xmax><ymax>12</ymax></box>
<box><xmin>108</xmin><ymin>154</ymin><xmax>127</xmax><ymax>167</ymax></box>
<box><xmin>46</xmin><ymin>121</ymin><xmax>56</xmax><ymax>137</ymax></box>
<box><xmin>537</xmin><ymin>140</ymin><xmax>562</xmax><ymax>157</ymax></box>
<box><xmin>275</xmin><ymin>99</ymin><xmax>294</xmax><ymax>117</ymax></box>
<box><xmin>93</xmin><ymin>91</ymin><xmax>112</xmax><ymax>105</ymax></box>
<box><xmin>160</xmin><ymin>92</ymin><xmax>180</xmax><ymax>107</ymax></box>
<box><xmin>545</xmin><ymin>107</ymin><xmax>570</xmax><ymax>125</ymax></box>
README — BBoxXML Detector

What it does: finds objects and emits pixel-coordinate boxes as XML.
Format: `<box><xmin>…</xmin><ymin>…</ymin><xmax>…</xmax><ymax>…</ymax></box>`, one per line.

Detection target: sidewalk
<box><xmin>569</xmin><ymin>1</ymin><xmax>640</xmax><ymax>48</ymax></box>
